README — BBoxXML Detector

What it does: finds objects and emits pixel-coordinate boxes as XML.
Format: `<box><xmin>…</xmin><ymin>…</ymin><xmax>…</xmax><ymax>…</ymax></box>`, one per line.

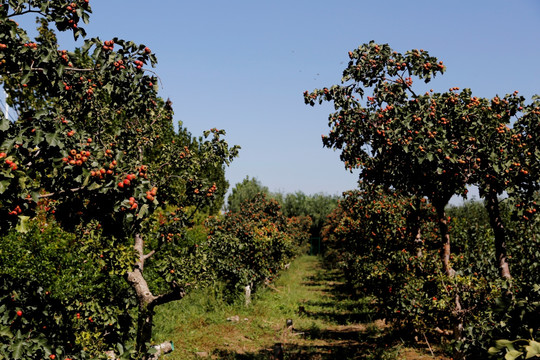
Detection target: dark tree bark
<box><xmin>434</xmin><ymin>202</ymin><xmax>455</xmax><ymax>277</ymax></box>
<box><xmin>484</xmin><ymin>188</ymin><xmax>512</xmax><ymax>279</ymax></box>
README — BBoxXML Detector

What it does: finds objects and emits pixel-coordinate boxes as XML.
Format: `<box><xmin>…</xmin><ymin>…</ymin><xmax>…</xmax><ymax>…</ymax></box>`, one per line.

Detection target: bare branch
<box><xmin>39</xmin><ymin>187</ymin><xmax>83</xmax><ymax>199</ymax></box>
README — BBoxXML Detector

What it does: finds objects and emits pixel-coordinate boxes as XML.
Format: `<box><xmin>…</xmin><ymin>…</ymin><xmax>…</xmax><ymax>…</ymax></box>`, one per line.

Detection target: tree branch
<box><xmin>151</xmin><ymin>284</ymin><xmax>186</xmax><ymax>308</ymax></box>
<box><xmin>39</xmin><ymin>187</ymin><xmax>83</xmax><ymax>199</ymax></box>
<box><xmin>7</xmin><ymin>9</ymin><xmax>46</xmax><ymax>18</ymax></box>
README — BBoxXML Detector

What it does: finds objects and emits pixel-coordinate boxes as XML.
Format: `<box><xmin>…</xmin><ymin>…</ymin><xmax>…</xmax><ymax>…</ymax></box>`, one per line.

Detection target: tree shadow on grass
<box><xmin>199</xmin><ymin>261</ymin><xmax>442</xmax><ymax>360</ymax></box>
<box><xmin>210</xmin><ymin>326</ymin><xmax>401</xmax><ymax>359</ymax></box>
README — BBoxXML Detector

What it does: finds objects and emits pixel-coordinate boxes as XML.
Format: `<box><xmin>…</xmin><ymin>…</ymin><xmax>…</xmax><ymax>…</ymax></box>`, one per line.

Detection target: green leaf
<box><xmin>496</xmin><ymin>340</ymin><xmax>515</xmax><ymax>350</ymax></box>
<box><xmin>0</xmin><ymin>117</ymin><xmax>10</xmax><ymax>131</ymax></box>
<box><xmin>45</xmin><ymin>132</ymin><xmax>63</xmax><ymax>148</ymax></box>
<box><xmin>82</xmin><ymin>11</ymin><xmax>90</xmax><ymax>24</ymax></box>
<box><xmin>34</xmin><ymin>109</ymin><xmax>48</xmax><ymax>119</ymax></box>
<box><xmin>505</xmin><ymin>349</ymin><xmax>523</xmax><ymax>360</ymax></box>
<box><xmin>0</xmin><ymin>325</ymin><xmax>12</xmax><ymax>338</ymax></box>
<box><xmin>0</xmin><ymin>180</ymin><xmax>10</xmax><ymax>194</ymax></box>
<box><xmin>137</xmin><ymin>204</ymin><xmax>149</xmax><ymax>219</ymax></box>
<box><xmin>525</xmin><ymin>340</ymin><xmax>540</xmax><ymax>359</ymax></box>
<box><xmin>87</xmin><ymin>182</ymin><xmax>102</xmax><ymax>191</ymax></box>
<box><xmin>12</xmin><ymin>339</ymin><xmax>25</xmax><ymax>359</ymax></box>
<box><xmin>16</xmin><ymin>216</ymin><xmax>30</xmax><ymax>233</ymax></box>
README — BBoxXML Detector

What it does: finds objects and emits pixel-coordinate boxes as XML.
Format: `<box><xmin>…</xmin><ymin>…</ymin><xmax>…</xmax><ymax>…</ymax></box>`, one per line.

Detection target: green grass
<box><xmin>153</xmin><ymin>255</ymin><xmax>342</xmax><ymax>357</ymax></box>
<box><xmin>151</xmin><ymin>255</ymin><xmax>448</xmax><ymax>359</ymax></box>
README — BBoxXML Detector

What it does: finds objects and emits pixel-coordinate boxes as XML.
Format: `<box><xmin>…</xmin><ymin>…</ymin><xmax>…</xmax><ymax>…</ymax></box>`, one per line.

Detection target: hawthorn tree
<box><xmin>208</xmin><ymin>193</ymin><xmax>303</xmax><ymax>304</ymax></box>
<box><xmin>226</xmin><ymin>176</ymin><xmax>269</xmax><ymax>213</ymax></box>
<box><xmin>304</xmin><ymin>42</ymin><xmax>534</xmax><ymax>359</ymax></box>
<box><xmin>0</xmin><ymin>1</ymin><xmax>238</xmax><ymax>359</ymax></box>
<box><xmin>304</xmin><ymin>41</ymin><xmax>523</xmax><ymax>280</ymax></box>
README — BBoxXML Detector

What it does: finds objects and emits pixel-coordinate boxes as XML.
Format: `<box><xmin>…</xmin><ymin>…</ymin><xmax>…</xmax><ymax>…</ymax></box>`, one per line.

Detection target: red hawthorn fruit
<box><xmin>0</xmin><ymin>152</ymin><xmax>5</xmax><ymax>158</ymax></box>
<box><xmin>16</xmin><ymin>310</ymin><xmax>22</xmax><ymax>316</ymax></box>
<box><xmin>49</xmin><ymin>355</ymin><xmax>56</xmax><ymax>359</ymax></box>
<box><xmin>118</xmin><ymin>182</ymin><xmax>124</xmax><ymax>189</ymax></box>
<box><xmin>144</xmin><ymin>47</ymin><xmax>151</xmax><ymax>54</ymax></box>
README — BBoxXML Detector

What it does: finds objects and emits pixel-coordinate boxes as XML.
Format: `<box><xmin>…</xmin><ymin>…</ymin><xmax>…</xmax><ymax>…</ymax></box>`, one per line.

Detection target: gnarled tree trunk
<box><xmin>434</xmin><ymin>203</ymin><xmax>455</xmax><ymax>277</ymax></box>
<box><xmin>124</xmin><ymin>233</ymin><xmax>185</xmax><ymax>359</ymax></box>
<box><xmin>484</xmin><ymin>188</ymin><xmax>512</xmax><ymax>279</ymax></box>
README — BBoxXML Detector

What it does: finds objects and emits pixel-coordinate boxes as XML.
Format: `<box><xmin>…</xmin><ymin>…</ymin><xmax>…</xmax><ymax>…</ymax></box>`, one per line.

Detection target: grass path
<box><xmin>153</xmin><ymin>255</ymin><xmax>449</xmax><ymax>359</ymax></box>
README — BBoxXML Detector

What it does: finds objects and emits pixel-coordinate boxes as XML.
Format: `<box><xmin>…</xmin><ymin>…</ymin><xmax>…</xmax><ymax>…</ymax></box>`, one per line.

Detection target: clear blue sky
<box><xmin>23</xmin><ymin>1</ymin><xmax>540</xmax><ymax>197</ymax></box>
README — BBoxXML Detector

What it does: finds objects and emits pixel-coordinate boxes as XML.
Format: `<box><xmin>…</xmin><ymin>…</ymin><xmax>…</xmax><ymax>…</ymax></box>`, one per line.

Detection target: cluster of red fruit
<box><xmin>103</xmin><ymin>40</ymin><xmax>114</xmax><ymax>51</ymax></box>
<box><xmin>137</xmin><ymin>164</ymin><xmax>149</xmax><ymax>179</ymax></box>
<box><xmin>65</xmin><ymin>2</ymin><xmax>80</xmax><ymax>28</ymax></box>
<box><xmin>58</xmin><ymin>49</ymin><xmax>69</xmax><ymax>63</ymax></box>
<box><xmin>1</xmin><ymin>153</ymin><xmax>18</xmax><ymax>170</ymax></box>
<box><xmin>117</xmin><ymin>173</ymin><xmax>137</xmax><ymax>189</ymax></box>
<box><xmin>62</xmin><ymin>148</ymin><xmax>91</xmax><ymax>166</ymax></box>
<box><xmin>145</xmin><ymin>187</ymin><xmax>158</xmax><ymax>201</ymax></box>
<box><xmin>23</xmin><ymin>42</ymin><xmax>38</xmax><ymax>49</ymax></box>
<box><xmin>90</xmin><ymin>160</ymin><xmax>116</xmax><ymax>178</ymax></box>
<box><xmin>133</xmin><ymin>59</ymin><xmax>144</xmax><ymax>70</ymax></box>
<box><xmin>127</xmin><ymin>197</ymin><xmax>138</xmax><ymax>210</ymax></box>
<box><xmin>113</xmin><ymin>59</ymin><xmax>126</xmax><ymax>71</ymax></box>
<box><xmin>66</xmin><ymin>2</ymin><xmax>78</xmax><ymax>13</ymax></box>
<box><xmin>8</xmin><ymin>205</ymin><xmax>22</xmax><ymax>216</ymax></box>
<box><xmin>206</xmin><ymin>183</ymin><xmax>217</xmax><ymax>197</ymax></box>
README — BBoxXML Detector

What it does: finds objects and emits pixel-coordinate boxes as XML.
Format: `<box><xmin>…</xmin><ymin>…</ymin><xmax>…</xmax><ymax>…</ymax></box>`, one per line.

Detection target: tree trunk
<box><xmin>125</xmin><ymin>233</ymin><xmax>185</xmax><ymax>359</ymax></box>
<box><xmin>244</xmin><ymin>284</ymin><xmax>252</xmax><ymax>307</ymax></box>
<box><xmin>136</xmin><ymin>306</ymin><xmax>154</xmax><ymax>355</ymax></box>
<box><xmin>435</xmin><ymin>204</ymin><xmax>454</xmax><ymax>277</ymax></box>
<box><xmin>407</xmin><ymin>198</ymin><xmax>424</xmax><ymax>258</ymax></box>
<box><xmin>452</xmin><ymin>294</ymin><xmax>465</xmax><ymax>360</ymax></box>
<box><xmin>484</xmin><ymin>188</ymin><xmax>512</xmax><ymax>279</ymax></box>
